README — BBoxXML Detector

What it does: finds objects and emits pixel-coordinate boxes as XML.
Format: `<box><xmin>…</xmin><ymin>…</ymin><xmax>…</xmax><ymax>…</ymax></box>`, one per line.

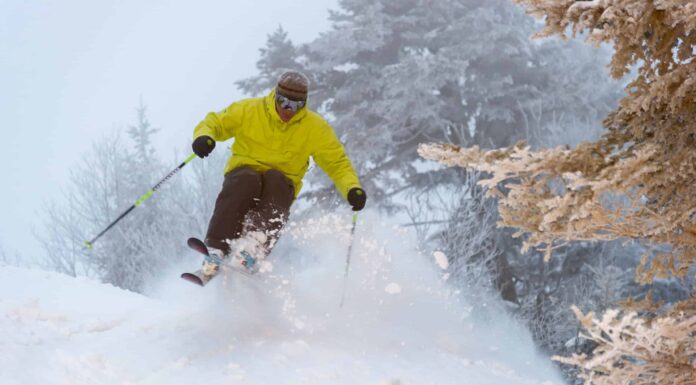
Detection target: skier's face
<box><xmin>276</xmin><ymin>101</ymin><xmax>298</xmax><ymax>122</ymax></box>
<box><xmin>275</xmin><ymin>92</ymin><xmax>305</xmax><ymax>122</ymax></box>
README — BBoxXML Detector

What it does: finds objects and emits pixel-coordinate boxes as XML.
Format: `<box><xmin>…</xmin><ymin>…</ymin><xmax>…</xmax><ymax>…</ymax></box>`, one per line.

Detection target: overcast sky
<box><xmin>0</xmin><ymin>0</ymin><xmax>337</xmax><ymax>259</ymax></box>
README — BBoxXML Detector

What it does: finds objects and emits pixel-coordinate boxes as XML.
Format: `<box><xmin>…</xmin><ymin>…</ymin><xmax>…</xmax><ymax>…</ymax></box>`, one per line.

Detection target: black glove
<box><xmin>192</xmin><ymin>135</ymin><xmax>215</xmax><ymax>158</ymax></box>
<box><xmin>347</xmin><ymin>187</ymin><xmax>367</xmax><ymax>211</ymax></box>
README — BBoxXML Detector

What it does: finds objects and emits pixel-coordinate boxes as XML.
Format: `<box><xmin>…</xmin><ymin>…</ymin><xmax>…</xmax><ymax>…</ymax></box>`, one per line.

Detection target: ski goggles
<box><xmin>275</xmin><ymin>93</ymin><xmax>306</xmax><ymax>112</ymax></box>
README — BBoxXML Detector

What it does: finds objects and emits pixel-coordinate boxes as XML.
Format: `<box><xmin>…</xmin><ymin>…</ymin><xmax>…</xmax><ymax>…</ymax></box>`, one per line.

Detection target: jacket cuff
<box><xmin>193</xmin><ymin>127</ymin><xmax>215</xmax><ymax>141</ymax></box>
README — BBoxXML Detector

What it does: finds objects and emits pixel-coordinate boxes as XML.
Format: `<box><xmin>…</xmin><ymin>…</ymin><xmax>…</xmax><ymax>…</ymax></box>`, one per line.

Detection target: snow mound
<box><xmin>1</xmin><ymin>212</ymin><xmax>563</xmax><ymax>385</ymax></box>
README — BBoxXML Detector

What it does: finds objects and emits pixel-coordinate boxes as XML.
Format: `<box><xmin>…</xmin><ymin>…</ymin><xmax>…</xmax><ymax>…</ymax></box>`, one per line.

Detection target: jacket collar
<box><xmin>265</xmin><ymin>88</ymin><xmax>308</xmax><ymax>125</ymax></box>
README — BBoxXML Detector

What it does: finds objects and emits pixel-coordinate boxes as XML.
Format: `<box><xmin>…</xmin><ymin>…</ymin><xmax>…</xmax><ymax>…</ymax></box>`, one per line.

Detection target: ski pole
<box><xmin>83</xmin><ymin>153</ymin><xmax>197</xmax><ymax>250</ymax></box>
<box><xmin>339</xmin><ymin>211</ymin><xmax>359</xmax><ymax>308</ymax></box>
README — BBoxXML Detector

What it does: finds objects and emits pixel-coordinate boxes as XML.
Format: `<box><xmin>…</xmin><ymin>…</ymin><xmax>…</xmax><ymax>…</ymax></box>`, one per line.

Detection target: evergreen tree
<box><xmin>127</xmin><ymin>99</ymin><xmax>159</xmax><ymax>166</ymax></box>
<box><xmin>239</xmin><ymin>0</ymin><xmax>619</xmax><ymax>204</ymax></box>
<box><xmin>421</xmin><ymin>1</ymin><xmax>696</xmax><ymax>382</ymax></box>
<box><xmin>236</xmin><ymin>26</ymin><xmax>305</xmax><ymax>96</ymax></box>
<box><xmin>235</xmin><ymin>2</ymin><xmax>623</xmax><ymax>332</ymax></box>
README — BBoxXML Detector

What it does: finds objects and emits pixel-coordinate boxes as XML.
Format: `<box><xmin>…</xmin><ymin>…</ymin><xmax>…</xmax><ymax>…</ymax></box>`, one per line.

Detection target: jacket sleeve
<box><xmin>192</xmin><ymin>102</ymin><xmax>244</xmax><ymax>142</ymax></box>
<box><xmin>312</xmin><ymin>122</ymin><xmax>362</xmax><ymax>201</ymax></box>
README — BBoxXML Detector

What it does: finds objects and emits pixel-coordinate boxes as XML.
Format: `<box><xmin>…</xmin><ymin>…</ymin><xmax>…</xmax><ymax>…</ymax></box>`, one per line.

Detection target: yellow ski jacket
<box><xmin>193</xmin><ymin>89</ymin><xmax>362</xmax><ymax>200</ymax></box>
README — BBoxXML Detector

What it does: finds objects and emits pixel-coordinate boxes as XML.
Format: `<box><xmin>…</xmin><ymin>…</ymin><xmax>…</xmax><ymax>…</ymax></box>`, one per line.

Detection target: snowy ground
<box><xmin>1</xmin><ymin>212</ymin><xmax>563</xmax><ymax>385</ymax></box>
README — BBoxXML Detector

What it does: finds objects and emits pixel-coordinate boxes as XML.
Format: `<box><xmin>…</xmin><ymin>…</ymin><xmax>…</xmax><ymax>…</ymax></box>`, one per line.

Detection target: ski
<box><xmin>181</xmin><ymin>270</ymin><xmax>215</xmax><ymax>286</ymax></box>
<box><xmin>180</xmin><ymin>237</ymin><xmax>217</xmax><ymax>287</ymax></box>
<box><xmin>181</xmin><ymin>237</ymin><xmax>255</xmax><ymax>286</ymax></box>
<box><xmin>187</xmin><ymin>237</ymin><xmax>209</xmax><ymax>256</ymax></box>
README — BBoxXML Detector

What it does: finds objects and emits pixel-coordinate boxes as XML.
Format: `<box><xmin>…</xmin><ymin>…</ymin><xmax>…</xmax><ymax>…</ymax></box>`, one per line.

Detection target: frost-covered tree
<box><xmin>420</xmin><ymin>1</ymin><xmax>696</xmax><ymax>383</ymax></box>
<box><xmin>39</xmin><ymin>132</ymin><xmax>130</xmax><ymax>280</ymax></box>
<box><xmin>127</xmin><ymin>99</ymin><xmax>159</xmax><ymax>165</ymax></box>
<box><xmin>443</xmin><ymin>188</ymin><xmax>518</xmax><ymax>304</ymax></box>
<box><xmin>39</xmin><ymin>195</ymin><xmax>88</xmax><ymax>277</ymax></box>
<box><xmin>236</xmin><ymin>2</ymin><xmax>623</xmax><ymax>341</ymax></box>
<box><xmin>0</xmin><ymin>243</ymin><xmax>21</xmax><ymax>267</ymax></box>
<box><xmin>39</xmin><ymin>103</ymin><xmax>196</xmax><ymax>292</ymax></box>
<box><xmin>404</xmin><ymin>169</ymin><xmax>518</xmax><ymax>303</ymax></box>
<box><xmin>239</xmin><ymin>0</ymin><xmax>619</xmax><ymax>205</ymax></box>
<box><xmin>555</xmin><ymin>306</ymin><xmax>696</xmax><ymax>385</ymax></box>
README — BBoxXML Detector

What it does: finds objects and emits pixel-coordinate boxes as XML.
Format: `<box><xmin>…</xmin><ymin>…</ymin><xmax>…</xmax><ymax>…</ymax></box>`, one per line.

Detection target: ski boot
<box><xmin>201</xmin><ymin>247</ymin><xmax>227</xmax><ymax>277</ymax></box>
<box><xmin>230</xmin><ymin>231</ymin><xmax>267</xmax><ymax>273</ymax></box>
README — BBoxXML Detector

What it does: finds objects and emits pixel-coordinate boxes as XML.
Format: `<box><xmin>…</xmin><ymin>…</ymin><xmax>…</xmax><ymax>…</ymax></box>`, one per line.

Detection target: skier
<box><xmin>191</xmin><ymin>71</ymin><xmax>366</xmax><ymax>279</ymax></box>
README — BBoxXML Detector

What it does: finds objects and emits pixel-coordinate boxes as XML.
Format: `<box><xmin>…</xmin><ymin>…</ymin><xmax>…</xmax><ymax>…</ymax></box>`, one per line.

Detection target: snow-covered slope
<box><xmin>1</xmin><ymin>213</ymin><xmax>563</xmax><ymax>385</ymax></box>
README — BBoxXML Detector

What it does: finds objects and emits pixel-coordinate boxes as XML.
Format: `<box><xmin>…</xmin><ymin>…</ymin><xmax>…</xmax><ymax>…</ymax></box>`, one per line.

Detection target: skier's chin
<box><xmin>278</xmin><ymin>110</ymin><xmax>296</xmax><ymax>122</ymax></box>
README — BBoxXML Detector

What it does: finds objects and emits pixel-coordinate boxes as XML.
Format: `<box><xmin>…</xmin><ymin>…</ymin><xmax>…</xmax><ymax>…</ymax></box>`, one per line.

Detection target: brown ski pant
<box><xmin>205</xmin><ymin>166</ymin><xmax>295</xmax><ymax>255</ymax></box>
